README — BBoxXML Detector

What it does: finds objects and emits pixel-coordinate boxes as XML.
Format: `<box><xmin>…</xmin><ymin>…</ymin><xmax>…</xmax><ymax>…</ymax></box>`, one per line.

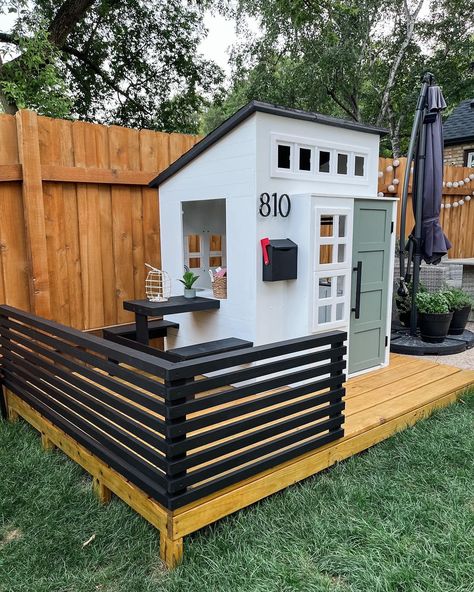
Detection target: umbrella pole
<box><xmin>409</xmin><ymin>84</ymin><xmax>430</xmax><ymax>336</ymax></box>
<box><xmin>399</xmin><ymin>78</ymin><xmax>431</xmax><ymax>282</ymax></box>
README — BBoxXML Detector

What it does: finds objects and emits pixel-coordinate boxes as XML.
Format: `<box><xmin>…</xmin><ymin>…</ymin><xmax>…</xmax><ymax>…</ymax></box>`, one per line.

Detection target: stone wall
<box><xmin>443</xmin><ymin>143</ymin><xmax>474</xmax><ymax>166</ymax></box>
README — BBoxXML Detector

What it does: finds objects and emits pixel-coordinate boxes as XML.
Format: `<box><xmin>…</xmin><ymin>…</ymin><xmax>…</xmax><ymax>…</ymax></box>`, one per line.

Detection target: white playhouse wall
<box><xmin>159</xmin><ymin>116</ymin><xmax>259</xmax><ymax>348</ymax></box>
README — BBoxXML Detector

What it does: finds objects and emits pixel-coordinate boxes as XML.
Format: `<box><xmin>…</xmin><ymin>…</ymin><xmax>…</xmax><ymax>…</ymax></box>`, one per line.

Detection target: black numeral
<box><xmin>259</xmin><ymin>193</ymin><xmax>291</xmax><ymax>218</ymax></box>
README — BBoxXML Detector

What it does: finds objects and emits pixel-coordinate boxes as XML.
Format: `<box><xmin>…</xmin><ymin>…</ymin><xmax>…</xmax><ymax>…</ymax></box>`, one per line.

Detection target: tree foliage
<box><xmin>204</xmin><ymin>0</ymin><xmax>474</xmax><ymax>155</ymax></box>
<box><xmin>0</xmin><ymin>0</ymin><xmax>224</xmax><ymax>133</ymax></box>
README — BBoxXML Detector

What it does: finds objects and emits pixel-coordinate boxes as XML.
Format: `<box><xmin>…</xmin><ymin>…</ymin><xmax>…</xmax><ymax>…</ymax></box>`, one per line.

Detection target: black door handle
<box><xmin>351</xmin><ymin>261</ymin><xmax>362</xmax><ymax>319</ymax></box>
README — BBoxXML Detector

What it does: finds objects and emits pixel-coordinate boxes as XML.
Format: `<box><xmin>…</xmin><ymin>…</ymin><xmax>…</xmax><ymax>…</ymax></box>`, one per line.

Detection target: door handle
<box><xmin>352</xmin><ymin>261</ymin><xmax>362</xmax><ymax>319</ymax></box>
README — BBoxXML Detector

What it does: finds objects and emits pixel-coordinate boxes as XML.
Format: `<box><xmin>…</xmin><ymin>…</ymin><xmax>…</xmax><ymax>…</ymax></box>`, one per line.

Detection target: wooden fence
<box><xmin>378</xmin><ymin>157</ymin><xmax>474</xmax><ymax>258</ymax></box>
<box><xmin>0</xmin><ymin>111</ymin><xmax>472</xmax><ymax>331</ymax></box>
<box><xmin>0</xmin><ymin>110</ymin><xmax>200</xmax><ymax>330</ymax></box>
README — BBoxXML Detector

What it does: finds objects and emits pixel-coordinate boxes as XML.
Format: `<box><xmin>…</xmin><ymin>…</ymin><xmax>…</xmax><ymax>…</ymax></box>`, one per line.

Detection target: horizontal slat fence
<box><xmin>0</xmin><ymin>305</ymin><xmax>346</xmax><ymax>510</ymax></box>
<box><xmin>378</xmin><ymin>157</ymin><xmax>474</xmax><ymax>258</ymax></box>
<box><xmin>0</xmin><ymin>111</ymin><xmax>200</xmax><ymax>330</ymax></box>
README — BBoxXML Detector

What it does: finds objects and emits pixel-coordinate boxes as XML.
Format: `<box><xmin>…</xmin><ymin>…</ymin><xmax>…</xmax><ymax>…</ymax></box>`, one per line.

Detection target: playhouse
<box><xmin>150</xmin><ymin>101</ymin><xmax>396</xmax><ymax>376</ymax></box>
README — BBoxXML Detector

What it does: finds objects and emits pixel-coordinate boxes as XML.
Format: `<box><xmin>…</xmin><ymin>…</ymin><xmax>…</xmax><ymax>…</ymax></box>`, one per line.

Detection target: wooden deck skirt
<box><xmin>1</xmin><ymin>305</ymin><xmax>473</xmax><ymax>568</ymax></box>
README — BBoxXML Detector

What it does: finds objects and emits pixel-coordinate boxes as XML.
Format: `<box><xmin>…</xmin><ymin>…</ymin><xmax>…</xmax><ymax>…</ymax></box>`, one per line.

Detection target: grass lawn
<box><xmin>1</xmin><ymin>391</ymin><xmax>473</xmax><ymax>592</ymax></box>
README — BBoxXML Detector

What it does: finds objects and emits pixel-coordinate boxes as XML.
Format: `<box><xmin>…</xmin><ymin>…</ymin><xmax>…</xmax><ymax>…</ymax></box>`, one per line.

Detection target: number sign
<box><xmin>259</xmin><ymin>193</ymin><xmax>291</xmax><ymax>218</ymax></box>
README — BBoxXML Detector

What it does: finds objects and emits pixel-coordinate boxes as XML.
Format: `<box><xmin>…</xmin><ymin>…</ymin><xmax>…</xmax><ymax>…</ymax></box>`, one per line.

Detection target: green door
<box><xmin>349</xmin><ymin>200</ymin><xmax>393</xmax><ymax>374</ymax></box>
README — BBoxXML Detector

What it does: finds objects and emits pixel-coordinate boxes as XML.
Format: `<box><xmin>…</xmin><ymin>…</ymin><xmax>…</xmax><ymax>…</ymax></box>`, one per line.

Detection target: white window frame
<box><xmin>336</xmin><ymin>151</ymin><xmax>350</xmax><ymax>176</ymax></box>
<box><xmin>270</xmin><ymin>133</ymin><xmax>369</xmax><ymax>182</ymax></box>
<box><xmin>466</xmin><ymin>150</ymin><xmax>474</xmax><ymax>168</ymax></box>
<box><xmin>315</xmin><ymin>209</ymin><xmax>350</xmax><ymax>270</ymax></box>
<box><xmin>312</xmin><ymin>270</ymin><xmax>349</xmax><ymax>331</ymax></box>
<box><xmin>275</xmin><ymin>142</ymin><xmax>293</xmax><ymax>173</ymax></box>
<box><xmin>317</xmin><ymin>147</ymin><xmax>332</xmax><ymax>174</ymax></box>
<box><xmin>297</xmin><ymin>144</ymin><xmax>314</xmax><ymax>173</ymax></box>
<box><xmin>353</xmin><ymin>153</ymin><xmax>366</xmax><ymax>177</ymax></box>
<box><xmin>312</xmin><ymin>205</ymin><xmax>353</xmax><ymax>332</ymax></box>
<box><xmin>183</xmin><ymin>234</ymin><xmax>202</xmax><ymax>270</ymax></box>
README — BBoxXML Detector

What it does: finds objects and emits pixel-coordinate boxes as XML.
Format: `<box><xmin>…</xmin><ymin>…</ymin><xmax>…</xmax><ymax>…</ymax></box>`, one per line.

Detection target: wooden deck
<box><xmin>4</xmin><ymin>353</ymin><xmax>474</xmax><ymax>568</ymax></box>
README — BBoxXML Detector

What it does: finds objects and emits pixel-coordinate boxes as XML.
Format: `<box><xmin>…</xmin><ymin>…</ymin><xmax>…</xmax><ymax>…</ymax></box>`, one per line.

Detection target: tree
<box><xmin>0</xmin><ymin>0</ymin><xmax>224</xmax><ymax>133</ymax></box>
<box><xmin>204</xmin><ymin>0</ymin><xmax>474</xmax><ymax>155</ymax></box>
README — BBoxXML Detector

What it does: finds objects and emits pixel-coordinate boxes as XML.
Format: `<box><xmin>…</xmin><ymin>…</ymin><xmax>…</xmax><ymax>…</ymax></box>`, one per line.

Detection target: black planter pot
<box><xmin>398</xmin><ymin>310</ymin><xmax>421</xmax><ymax>328</ymax></box>
<box><xmin>448</xmin><ymin>306</ymin><xmax>471</xmax><ymax>335</ymax></box>
<box><xmin>419</xmin><ymin>312</ymin><xmax>453</xmax><ymax>343</ymax></box>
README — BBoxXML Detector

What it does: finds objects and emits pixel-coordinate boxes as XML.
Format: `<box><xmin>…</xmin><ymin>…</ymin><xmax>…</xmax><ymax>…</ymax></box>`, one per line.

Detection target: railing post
<box><xmin>329</xmin><ymin>334</ymin><xmax>346</xmax><ymax>433</ymax></box>
<box><xmin>164</xmin><ymin>377</ymin><xmax>189</xmax><ymax>508</ymax></box>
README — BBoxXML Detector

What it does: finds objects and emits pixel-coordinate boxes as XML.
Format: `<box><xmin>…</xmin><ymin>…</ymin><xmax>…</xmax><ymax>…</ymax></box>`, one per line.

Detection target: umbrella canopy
<box><xmin>417</xmin><ymin>85</ymin><xmax>451</xmax><ymax>264</ymax></box>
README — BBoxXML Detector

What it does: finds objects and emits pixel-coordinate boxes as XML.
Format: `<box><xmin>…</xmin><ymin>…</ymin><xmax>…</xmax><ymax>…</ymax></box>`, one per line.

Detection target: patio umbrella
<box><xmin>416</xmin><ymin>85</ymin><xmax>451</xmax><ymax>264</ymax></box>
<box><xmin>398</xmin><ymin>73</ymin><xmax>452</xmax><ymax>336</ymax></box>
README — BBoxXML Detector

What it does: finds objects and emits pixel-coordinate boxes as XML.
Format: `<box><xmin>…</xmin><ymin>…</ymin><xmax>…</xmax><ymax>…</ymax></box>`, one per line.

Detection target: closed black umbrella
<box><xmin>398</xmin><ymin>73</ymin><xmax>451</xmax><ymax>336</ymax></box>
<box><xmin>417</xmin><ymin>85</ymin><xmax>451</xmax><ymax>264</ymax></box>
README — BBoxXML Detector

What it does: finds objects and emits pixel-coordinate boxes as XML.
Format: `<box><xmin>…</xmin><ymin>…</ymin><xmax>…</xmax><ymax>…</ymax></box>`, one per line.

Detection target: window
<box><xmin>319</xmin><ymin>150</ymin><xmax>331</xmax><ymax>173</ymax></box>
<box><xmin>354</xmin><ymin>155</ymin><xmax>365</xmax><ymax>177</ymax></box>
<box><xmin>313</xmin><ymin>207</ymin><xmax>352</xmax><ymax>331</ymax></box>
<box><xmin>314</xmin><ymin>271</ymin><xmax>348</xmax><ymax>328</ymax></box>
<box><xmin>185</xmin><ymin>235</ymin><xmax>201</xmax><ymax>268</ymax></box>
<box><xmin>465</xmin><ymin>150</ymin><xmax>474</xmax><ymax>168</ymax></box>
<box><xmin>317</xmin><ymin>213</ymin><xmax>348</xmax><ymax>266</ymax></box>
<box><xmin>299</xmin><ymin>147</ymin><xmax>312</xmax><ymax>171</ymax></box>
<box><xmin>271</xmin><ymin>133</ymin><xmax>368</xmax><ymax>181</ymax></box>
<box><xmin>182</xmin><ymin>199</ymin><xmax>226</xmax><ymax>290</ymax></box>
<box><xmin>277</xmin><ymin>144</ymin><xmax>291</xmax><ymax>169</ymax></box>
<box><xmin>337</xmin><ymin>153</ymin><xmax>348</xmax><ymax>175</ymax></box>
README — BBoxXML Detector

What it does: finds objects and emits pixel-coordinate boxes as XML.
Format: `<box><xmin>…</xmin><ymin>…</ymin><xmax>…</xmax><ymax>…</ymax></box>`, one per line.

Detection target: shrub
<box><xmin>442</xmin><ymin>287</ymin><xmax>473</xmax><ymax>312</ymax></box>
<box><xmin>415</xmin><ymin>291</ymin><xmax>450</xmax><ymax>314</ymax></box>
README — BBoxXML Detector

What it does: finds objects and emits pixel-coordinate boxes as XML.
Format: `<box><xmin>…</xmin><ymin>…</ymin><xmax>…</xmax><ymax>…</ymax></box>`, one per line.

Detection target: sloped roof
<box><xmin>443</xmin><ymin>98</ymin><xmax>474</xmax><ymax>146</ymax></box>
<box><xmin>149</xmin><ymin>100</ymin><xmax>387</xmax><ymax>188</ymax></box>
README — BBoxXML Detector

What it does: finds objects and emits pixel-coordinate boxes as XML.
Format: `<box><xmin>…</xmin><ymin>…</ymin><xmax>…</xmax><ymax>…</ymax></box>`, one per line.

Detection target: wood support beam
<box><xmin>92</xmin><ymin>477</ymin><xmax>113</xmax><ymax>504</ymax></box>
<box><xmin>160</xmin><ymin>533</ymin><xmax>183</xmax><ymax>569</ymax></box>
<box><xmin>41</xmin><ymin>432</ymin><xmax>56</xmax><ymax>452</ymax></box>
<box><xmin>15</xmin><ymin>110</ymin><xmax>51</xmax><ymax>318</ymax></box>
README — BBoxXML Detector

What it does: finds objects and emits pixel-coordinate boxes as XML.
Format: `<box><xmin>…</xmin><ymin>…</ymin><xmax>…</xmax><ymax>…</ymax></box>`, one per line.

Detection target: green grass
<box><xmin>1</xmin><ymin>391</ymin><xmax>473</xmax><ymax>592</ymax></box>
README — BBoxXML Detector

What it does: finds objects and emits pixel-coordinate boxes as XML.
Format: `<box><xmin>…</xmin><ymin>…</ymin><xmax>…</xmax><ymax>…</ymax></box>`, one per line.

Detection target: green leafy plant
<box><xmin>395</xmin><ymin>281</ymin><xmax>426</xmax><ymax>313</ymax></box>
<box><xmin>415</xmin><ymin>291</ymin><xmax>450</xmax><ymax>315</ymax></box>
<box><xmin>442</xmin><ymin>287</ymin><xmax>473</xmax><ymax>312</ymax></box>
<box><xmin>179</xmin><ymin>270</ymin><xmax>199</xmax><ymax>290</ymax></box>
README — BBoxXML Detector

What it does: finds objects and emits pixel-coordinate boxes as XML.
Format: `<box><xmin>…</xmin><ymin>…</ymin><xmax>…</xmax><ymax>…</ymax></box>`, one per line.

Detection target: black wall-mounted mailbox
<box><xmin>262</xmin><ymin>239</ymin><xmax>298</xmax><ymax>282</ymax></box>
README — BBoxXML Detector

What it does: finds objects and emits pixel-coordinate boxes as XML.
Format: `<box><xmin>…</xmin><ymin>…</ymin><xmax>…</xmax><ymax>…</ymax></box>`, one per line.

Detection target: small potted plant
<box><xmin>415</xmin><ymin>291</ymin><xmax>453</xmax><ymax>343</ymax></box>
<box><xmin>443</xmin><ymin>287</ymin><xmax>473</xmax><ymax>335</ymax></box>
<box><xmin>395</xmin><ymin>281</ymin><xmax>426</xmax><ymax>327</ymax></box>
<box><xmin>179</xmin><ymin>268</ymin><xmax>200</xmax><ymax>298</ymax></box>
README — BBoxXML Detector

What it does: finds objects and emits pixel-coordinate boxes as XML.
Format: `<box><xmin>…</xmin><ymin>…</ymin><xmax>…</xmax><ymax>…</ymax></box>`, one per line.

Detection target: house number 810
<box><xmin>259</xmin><ymin>193</ymin><xmax>291</xmax><ymax>218</ymax></box>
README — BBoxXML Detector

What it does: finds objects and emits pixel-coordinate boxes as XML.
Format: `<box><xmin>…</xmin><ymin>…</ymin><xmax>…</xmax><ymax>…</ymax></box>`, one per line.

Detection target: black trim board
<box><xmin>149</xmin><ymin>101</ymin><xmax>388</xmax><ymax>188</ymax></box>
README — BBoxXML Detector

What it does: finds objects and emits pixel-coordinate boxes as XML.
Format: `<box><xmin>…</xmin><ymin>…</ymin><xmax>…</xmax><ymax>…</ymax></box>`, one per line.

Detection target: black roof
<box><xmin>443</xmin><ymin>98</ymin><xmax>474</xmax><ymax>146</ymax></box>
<box><xmin>149</xmin><ymin>100</ymin><xmax>388</xmax><ymax>187</ymax></box>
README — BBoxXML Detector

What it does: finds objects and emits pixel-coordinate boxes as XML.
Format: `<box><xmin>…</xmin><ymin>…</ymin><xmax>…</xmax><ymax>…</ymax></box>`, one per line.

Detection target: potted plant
<box><xmin>443</xmin><ymin>287</ymin><xmax>473</xmax><ymax>335</ymax></box>
<box><xmin>415</xmin><ymin>291</ymin><xmax>453</xmax><ymax>343</ymax></box>
<box><xmin>179</xmin><ymin>268</ymin><xmax>200</xmax><ymax>298</ymax></box>
<box><xmin>395</xmin><ymin>281</ymin><xmax>426</xmax><ymax>327</ymax></box>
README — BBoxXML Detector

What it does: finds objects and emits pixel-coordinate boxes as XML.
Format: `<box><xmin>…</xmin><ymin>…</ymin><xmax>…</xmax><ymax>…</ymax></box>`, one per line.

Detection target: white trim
<box><xmin>270</xmin><ymin>132</ymin><xmax>368</xmax><ymax>182</ymax></box>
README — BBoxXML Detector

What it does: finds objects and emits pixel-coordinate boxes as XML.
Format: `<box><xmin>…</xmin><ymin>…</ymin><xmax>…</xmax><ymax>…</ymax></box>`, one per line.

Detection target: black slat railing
<box><xmin>0</xmin><ymin>305</ymin><xmax>346</xmax><ymax>510</ymax></box>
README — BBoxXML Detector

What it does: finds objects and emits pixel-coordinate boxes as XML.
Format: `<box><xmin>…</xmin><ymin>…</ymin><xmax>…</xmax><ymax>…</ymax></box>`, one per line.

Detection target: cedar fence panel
<box><xmin>378</xmin><ymin>156</ymin><xmax>474</xmax><ymax>258</ymax></box>
<box><xmin>0</xmin><ymin>110</ymin><xmax>200</xmax><ymax>330</ymax></box>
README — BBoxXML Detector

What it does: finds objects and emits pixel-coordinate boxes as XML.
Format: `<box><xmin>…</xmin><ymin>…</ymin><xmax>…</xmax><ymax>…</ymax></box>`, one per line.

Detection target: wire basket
<box><xmin>212</xmin><ymin>276</ymin><xmax>227</xmax><ymax>299</ymax></box>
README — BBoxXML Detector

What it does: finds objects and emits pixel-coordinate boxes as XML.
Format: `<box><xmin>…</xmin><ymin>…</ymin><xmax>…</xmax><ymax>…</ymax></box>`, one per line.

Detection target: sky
<box><xmin>199</xmin><ymin>12</ymin><xmax>240</xmax><ymax>75</ymax></box>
